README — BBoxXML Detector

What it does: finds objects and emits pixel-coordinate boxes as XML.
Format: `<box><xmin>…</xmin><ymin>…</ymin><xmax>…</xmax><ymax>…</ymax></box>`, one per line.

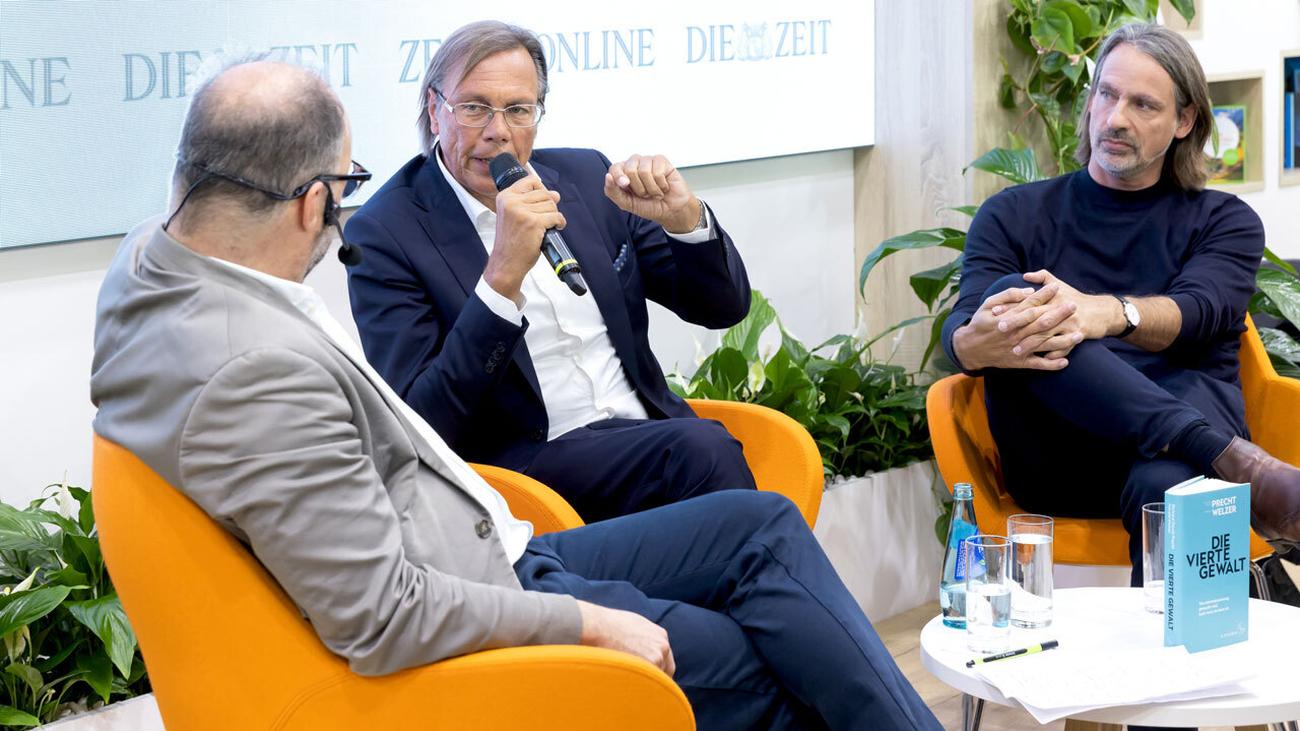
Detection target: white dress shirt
<box><xmin>434</xmin><ymin>146</ymin><xmax>712</xmax><ymax>440</ymax></box>
<box><xmin>208</xmin><ymin>257</ymin><xmax>534</xmax><ymax>564</ymax></box>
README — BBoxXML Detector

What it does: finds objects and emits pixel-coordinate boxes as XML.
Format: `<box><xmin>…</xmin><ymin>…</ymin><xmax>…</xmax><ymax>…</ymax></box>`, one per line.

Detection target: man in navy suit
<box><xmin>346</xmin><ymin>21</ymin><xmax>757</xmax><ymax>521</ymax></box>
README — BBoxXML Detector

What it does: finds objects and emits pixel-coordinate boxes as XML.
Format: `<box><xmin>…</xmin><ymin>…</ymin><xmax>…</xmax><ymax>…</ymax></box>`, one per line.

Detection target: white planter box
<box><xmin>39</xmin><ymin>694</ymin><xmax>162</xmax><ymax>731</ymax></box>
<box><xmin>813</xmin><ymin>460</ymin><xmax>946</xmax><ymax>622</ymax></box>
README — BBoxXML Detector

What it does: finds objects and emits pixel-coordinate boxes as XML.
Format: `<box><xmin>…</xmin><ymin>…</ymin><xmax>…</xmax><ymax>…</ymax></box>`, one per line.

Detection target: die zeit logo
<box><xmin>687</xmin><ymin>20</ymin><xmax>831</xmax><ymax>64</ymax></box>
<box><xmin>120</xmin><ymin>44</ymin><xmax>359</xmax><ymax>102</ymax></box>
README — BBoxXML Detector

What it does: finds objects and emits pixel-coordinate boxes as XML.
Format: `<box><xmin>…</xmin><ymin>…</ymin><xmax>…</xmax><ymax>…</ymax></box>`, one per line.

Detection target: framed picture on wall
<box><xmin>1204</xmin><ymin>105</ymin><xmax>1247</xmax><ymax>184</ymax></box>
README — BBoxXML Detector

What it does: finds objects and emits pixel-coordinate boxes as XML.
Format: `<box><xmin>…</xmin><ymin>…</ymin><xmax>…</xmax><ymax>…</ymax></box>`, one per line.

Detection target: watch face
<box><xmin>1124</xmin><ymin>301</ymin><xmax>1141</xmax><ymax>327</ymax></box>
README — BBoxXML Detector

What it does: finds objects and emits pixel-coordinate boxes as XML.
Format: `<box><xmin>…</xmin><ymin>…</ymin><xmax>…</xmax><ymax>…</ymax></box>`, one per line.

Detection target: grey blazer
<box><xmin>90</xmin><ymin>219</ymin><xmax>580</xmax><ymax>676</ymax></box>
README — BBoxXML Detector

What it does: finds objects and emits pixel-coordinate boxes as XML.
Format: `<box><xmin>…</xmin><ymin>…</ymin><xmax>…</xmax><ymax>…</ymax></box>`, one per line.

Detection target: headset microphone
<box><xmin>324</xmin><ymin>192</ymin><xmax>363</xmax><ymax>266</ymax></box>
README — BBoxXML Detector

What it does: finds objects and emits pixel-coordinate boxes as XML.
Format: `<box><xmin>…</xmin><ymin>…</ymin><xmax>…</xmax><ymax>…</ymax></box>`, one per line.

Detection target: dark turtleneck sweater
<box><xmin>942</xmin><ymin>169</ymin><xmax>1265</xmax><ymax>390</ymax></box>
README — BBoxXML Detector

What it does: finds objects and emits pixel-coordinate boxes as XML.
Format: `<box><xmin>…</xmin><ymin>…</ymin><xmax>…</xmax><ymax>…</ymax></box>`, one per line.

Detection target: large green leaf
<box><xmin>1264</xmin><ymin>247</ymin><xmax>1298</xmax><ymax>276</ymax></box>
<box><xmin>1031</xmin><ymin>5</ymin><xmax>1075</xmax><ymax>52</ymax></box>
<box><xmin>1258</xmin><ymin>327</ymin><xmax>1300</xmax><ymax>377</ymax></box>
<box><xmin>1256</xmin><ymin>268</ymin><xmax>1300</xmax><ymax>330</ymax></box>
<box><xmin>1121</xmin><ymin>0</ymin><xmax>1152</xmax><ymax>18</ymax></box>
<box><xmin>860</xmin><ymin>315</ymin><xmax>935</xmax><ymax>352</ymax></box>
<box><xmin>943</xmin><ymin>205</ymin><xmax>980</xmax><ymax>219</ymax></box>
<box><xmin>5</xmin><ymin>663</ymin><xmax>43</xmax><ymax>697</ymax></box>
<box><xmin>67</xmin><ymin>535</ymin><xmax>103</xmax><ymax>578</ymax></box>
<box><xmin>909</xmin><ymin>259</ymin><xmax>963</xmax><ymax>312</ymax></box>
<box><xmin>66</xmin><ymin>595</ymin><xmax>137</xmax><ymax>677</ymax></box>
<box><xmin>0</xmin><ymin>706</ymin><xmax>40</xmax><ymax>727</ymax></box>
<box><xmin>997</xmin><ymin>73</ymin><xmax>1016</xmax><ymax>109</ymax></box>
<box><xmin>0</xmin><ymin>504</ymin><xmax>60</xmax><ymax>555</ymax></box>
<box><xmin>1005</xmin><ymin>13</ymin><xmax>1035</xmax><ymax>56</ymax></box>
<box><xmin>0</xmin><ymin>530</ymin><xmax>56</xmax><ymax>555</ymax></box>
<box><xmin>922</xmin><ymin>309</ymin><xmax>954</xmax><ymax>372</ymax></box>
<box><xmin>1165</xmin><ymin>0</ymin><xmax>1195</xmax><ymax>23</ymax></box>
<box><xmin>720</xmin><ymin>291</ymin><xmax>776</xmax><ymax>362</ymax></box>
<box><xmin>778</xmin><ymin>326</ymin><xmax>810</xmax><ymax>366</ymax></box>
<box><xmin>965</xmin><ymin>147</ymin><xmax>1044</xmax><ymax>186</ymax></box>
<box><xmin>859</xmin><ymin>228</ymin><xmax>966</xmax><ymax>293</ymax></box>
<box><xmin>1046</xmin><ymin>0</ymin><xmax>1095</xmax><ymax>40</ymax></box>
<box><xmin>0</xmin><ymin>587</ymin><xmax>70</xmax><ymax>638</ymax></box>
<box><xmin>76</xmin><ymin>649</ymin><xmax>113</xmax><ymax>704</ymax></box>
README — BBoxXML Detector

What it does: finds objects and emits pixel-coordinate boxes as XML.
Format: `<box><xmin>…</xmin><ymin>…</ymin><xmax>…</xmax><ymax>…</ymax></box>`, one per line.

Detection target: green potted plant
<box><xmin>0</xmin><ymin>481</ymin><xmax>148</xmax><ymax>730</ymax></box>
<box><xmin>669</xmin><ymin>291</ymin><xmax>946</xmax><ymax>620</ymax></box>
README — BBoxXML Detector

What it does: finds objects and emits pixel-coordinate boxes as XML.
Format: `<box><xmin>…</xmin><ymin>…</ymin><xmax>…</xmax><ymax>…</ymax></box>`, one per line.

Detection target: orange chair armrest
<box><xmin>685</xmin><ymin>399</ymin><xmax>823</xmax><ymax>527</ymax></box>
<box><xmin>1245</xmin><ymin>375</ymin><xmax>1300</xmax><ymax>466</ymax></box>
<box><xmin>277</xmin><ymin>645</ymin><xmax>694</xmax><ymax>731</ymax></box>
<box><xmin>470</xmin><ymin>463</ymin><xmax>585</xmax><ymax>535</ymax></box>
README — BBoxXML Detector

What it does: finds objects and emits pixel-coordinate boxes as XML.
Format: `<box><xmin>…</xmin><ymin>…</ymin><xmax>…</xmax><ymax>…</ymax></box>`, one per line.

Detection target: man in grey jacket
<box><xmin>90</xmin><ymin>59</ymin><xmax>940</xmax><ymax>731</ymax></box>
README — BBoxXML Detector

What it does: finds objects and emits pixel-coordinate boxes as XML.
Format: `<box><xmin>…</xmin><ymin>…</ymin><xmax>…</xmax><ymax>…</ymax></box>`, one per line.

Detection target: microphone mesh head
<box><xmin>489</xmin><ymin>153</ymin><xmax>528</xmax><ymax>191</ymax></box>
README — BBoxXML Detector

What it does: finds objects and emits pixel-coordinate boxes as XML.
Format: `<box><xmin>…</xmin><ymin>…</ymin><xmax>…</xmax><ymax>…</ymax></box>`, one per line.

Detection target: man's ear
<box><xmin>300</xmin><ymin>181</ymin><xmax>329</xmax><ymax>232</ymax></box>
<box><xmin>1173</xmin><ymin>104</ymin><xmax>1196</xmax><ymax>140</ymax></box>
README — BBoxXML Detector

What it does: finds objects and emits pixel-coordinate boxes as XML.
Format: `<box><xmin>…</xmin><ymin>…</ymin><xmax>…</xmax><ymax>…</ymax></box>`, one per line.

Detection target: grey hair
<box><xmin>171</xmin><ymin>55</ymin><xmax>347</xmax><ymax>227</ymax></box>
<box><xmin>1075</xmin><ymin>23</ymin><xmax>1212</xmax><ymax>191</ymax></box>
<box><xmin>416</xmin><ymin>20</ymin><xmax>549</xmax><ymax>154</ymax></box>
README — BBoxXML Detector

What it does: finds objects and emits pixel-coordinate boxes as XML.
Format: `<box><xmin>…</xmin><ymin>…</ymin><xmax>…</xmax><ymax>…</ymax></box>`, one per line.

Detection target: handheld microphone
<box><xmin>489</xmin><ymin>153</ymin><xmax>587</xmax><ymax>296</ymax></box>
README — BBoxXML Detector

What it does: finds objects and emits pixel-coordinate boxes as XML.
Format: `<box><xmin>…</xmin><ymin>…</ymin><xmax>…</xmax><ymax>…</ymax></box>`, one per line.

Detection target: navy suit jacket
<box><xmin>345</xmin><ymin>148</ymin><xmax>751</xmax><ymax>469</ymax></box>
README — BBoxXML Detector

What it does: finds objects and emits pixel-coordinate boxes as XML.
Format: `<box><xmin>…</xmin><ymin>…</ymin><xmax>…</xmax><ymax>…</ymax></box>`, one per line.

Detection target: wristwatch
<box><xmin>692</xmin><ymin>199</ymin><xmax>708</xmax><ymax>232</ymax></box>
<box><xmin>1115</xmin><ymin>295</ymin><xmax>1140</xmax><ymax>338</ymax></box>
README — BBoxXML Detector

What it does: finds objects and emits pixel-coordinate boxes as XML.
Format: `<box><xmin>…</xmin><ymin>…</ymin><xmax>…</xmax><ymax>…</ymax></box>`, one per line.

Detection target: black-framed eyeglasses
<box><xmin>434</xmin><ymin>91</ymin><xmax>544</xmax><ymax>128</ymax></box>
<box><xmin>164</xmin><ymin>156</ymin><xmax>374</xmax><ymax>256</ymax></box>
<box><xmin>178</xmin><ymin>157</ymin><xmax>372</xmax><ymax>202</ymax></box>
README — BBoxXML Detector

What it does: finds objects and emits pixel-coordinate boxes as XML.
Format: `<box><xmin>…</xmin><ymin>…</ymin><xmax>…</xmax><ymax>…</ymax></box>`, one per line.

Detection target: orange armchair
<box><xmin>926</xmin><ymin>316</ymin><xmax>1286</xmax><ymax>566</ymax></box>
<box><xmin>92</xmin><ymin>436</ymin><xmax>693</xmax><ymax>730</ymax></box>
<box><xmin>686</xmin><ymin>399</ymin><xmax>824</xmax><ymax>527</ymax></box>
<box><xmin>481</xmin><ymin>400</ymin><xmax>823</xmax><ymax>529</ymax></box>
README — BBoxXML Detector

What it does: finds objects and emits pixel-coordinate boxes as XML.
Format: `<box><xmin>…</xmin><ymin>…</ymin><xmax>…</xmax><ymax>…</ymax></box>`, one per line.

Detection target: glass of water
<box><xmin>1007</xmin><ymin>514</ymin><xmax>1053</xmax><ymax>628</ymax></box>
<box><xmin>1142</xmin><ymin>502</ymin><xmax>1166</xmax><ymax>613</ymax></box>
<box><xmin>965</xmin><ymin>534</ymin><xmax>1012</xmax><ymax>654</ymax></box>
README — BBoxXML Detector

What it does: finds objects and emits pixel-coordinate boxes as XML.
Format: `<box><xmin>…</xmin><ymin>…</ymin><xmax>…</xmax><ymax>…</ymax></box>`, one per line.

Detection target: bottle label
<box><xmin>950</xmin><ymin>521</ymin><xmax>977</xmax><ymax>580</ymax></box>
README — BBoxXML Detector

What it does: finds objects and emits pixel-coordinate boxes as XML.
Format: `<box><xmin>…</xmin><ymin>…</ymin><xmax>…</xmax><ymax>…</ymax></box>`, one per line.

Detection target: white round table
<box><xmin>919</xmin><ymin>587</ymin><xmax>1300</xmax><ymax>728</ymax></box>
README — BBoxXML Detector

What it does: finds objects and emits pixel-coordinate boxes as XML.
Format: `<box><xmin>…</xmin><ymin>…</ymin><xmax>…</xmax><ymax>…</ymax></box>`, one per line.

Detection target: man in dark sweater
<box><xmin>941</xmin><ymin>23</ymin><xmax>1300</xmax><ymax>584</ymax></box>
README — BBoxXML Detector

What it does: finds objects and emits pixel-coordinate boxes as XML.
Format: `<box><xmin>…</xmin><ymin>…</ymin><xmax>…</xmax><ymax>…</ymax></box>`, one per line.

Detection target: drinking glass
<box><xmin>1142</xmin><ymin>502</ymin><xmax>1166</xmax><ymax>613</ymax></box>
<box><xmin>1007</xmin><ymin>513</ymin><xmax>1054</xmax><ymax>628</ymax></box>
<box><xmin>965</xmin><ymin>534</ymin><xmax>1012</xmax><ymax>653</ymax></box>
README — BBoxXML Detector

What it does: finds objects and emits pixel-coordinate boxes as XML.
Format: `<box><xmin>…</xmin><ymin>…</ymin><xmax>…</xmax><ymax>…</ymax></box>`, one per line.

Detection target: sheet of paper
<box><xmin>973</xmin><ymin>644</ymin><xmax>1253</xmax><ymax>724</ymax></box>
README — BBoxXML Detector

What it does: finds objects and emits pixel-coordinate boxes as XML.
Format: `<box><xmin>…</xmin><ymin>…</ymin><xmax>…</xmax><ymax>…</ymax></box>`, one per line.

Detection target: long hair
<box><xmin>1075</xmin><ymin>23</ymin><xmax>1212</xmax><ymax>191</ymax></box>
<box><xmin>416</xmin><ymin>21</ymin><xmax>549</xmax><ymax>154</ymax></box>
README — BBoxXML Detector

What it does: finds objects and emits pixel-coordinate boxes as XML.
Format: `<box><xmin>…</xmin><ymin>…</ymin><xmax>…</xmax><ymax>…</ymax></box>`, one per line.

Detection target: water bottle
<box><xmin>940</xmin><ymin>482</ymin><xmax>979</xmax><ymax>629</ymax></box>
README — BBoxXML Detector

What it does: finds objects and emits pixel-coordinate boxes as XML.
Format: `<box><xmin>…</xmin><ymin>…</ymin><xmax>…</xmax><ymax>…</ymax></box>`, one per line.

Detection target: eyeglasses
<box><xmin>164</xmin><ymin>157</ymin><xmax>373</xmax><ymax>232</ymax></box>
<box><xmin>186</xmin><ymin>159</ymin><xmax>372</xmax><ymax>202</ymax></box>
<box><xmin>437</xmin><ymin>93</ymin><xmax>544</xmax><ymax>128</ymax></box>
<box><xmin>308</xmin><ymin>160</ymin><xmax>372</xmax><ymax>199</ymax></box>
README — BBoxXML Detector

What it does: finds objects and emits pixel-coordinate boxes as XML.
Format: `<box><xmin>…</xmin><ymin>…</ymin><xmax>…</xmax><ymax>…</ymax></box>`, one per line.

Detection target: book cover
<box><xmin>1203</xmin><ymin>105</ymin><xmax>1246</xmax><ymax>184</ymax></box>
<box><xmin>1286</xmin><ymin>92</ymin><xmax>1295</xmax><ymax>169</ymax></box>
<box><xmin>1163</xmin><ymin>476</ymin><xmax>1250</xmax><ymax>653</ymax></box>
<box><xmin>1291</xmin><ymin>61</ymin><xmax>1300</xmax><ymax>165</ymax></box>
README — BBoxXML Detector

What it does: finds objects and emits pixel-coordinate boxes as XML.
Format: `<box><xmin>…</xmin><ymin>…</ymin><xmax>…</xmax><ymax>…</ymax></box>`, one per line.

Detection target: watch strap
<box><xmin>1115</xmin><ymin>295</ymin><xmax>1137</xmax><ymax>338</ymax></box>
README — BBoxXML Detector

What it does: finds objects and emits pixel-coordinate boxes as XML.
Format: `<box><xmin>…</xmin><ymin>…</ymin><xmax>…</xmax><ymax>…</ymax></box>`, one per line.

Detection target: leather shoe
<box><xmin>1211</xmin><ymin>436</ymin><xmax>1300</xmax><ymax>553</ymax></box>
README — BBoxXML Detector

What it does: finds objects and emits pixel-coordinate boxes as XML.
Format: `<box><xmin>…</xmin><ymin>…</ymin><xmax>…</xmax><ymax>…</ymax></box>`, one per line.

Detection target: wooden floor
<box><xmin>876</xmin><ymin>602</ymin><xmax>1241</xmax><ymax>731</ymax></box>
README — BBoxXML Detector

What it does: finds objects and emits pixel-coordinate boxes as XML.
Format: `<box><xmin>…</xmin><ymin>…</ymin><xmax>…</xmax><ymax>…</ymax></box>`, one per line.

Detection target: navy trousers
<box><xmin>516</xmin><ymin>490</ymin><xmax>942</xmax><ymax>731</ymax></box>
<box><xmin>521</xmin><ymin>416</ymin><xmax>757</xmax><ymax>522</ymax></box>
<box><xmin>978</xmin><ymin>275</ymin><xmax>1249</xmax><ymax>587</ymax></box>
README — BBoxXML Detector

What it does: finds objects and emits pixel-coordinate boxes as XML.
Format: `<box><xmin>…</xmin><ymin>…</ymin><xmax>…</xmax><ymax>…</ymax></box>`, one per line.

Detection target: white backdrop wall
<box><xmin>1</xmin><ymin>0</ymin><xmax>873</xmax><ymax>248</ymax></box>
<box><xmin>1187</xmin><ymin>0</ymin><xmax>1300</xmax><ymax>258</ymax></box>
<box><xmin>0</xmin><ymin>150</ymin><xmax>855</xmax><ymax>506</ymax></box>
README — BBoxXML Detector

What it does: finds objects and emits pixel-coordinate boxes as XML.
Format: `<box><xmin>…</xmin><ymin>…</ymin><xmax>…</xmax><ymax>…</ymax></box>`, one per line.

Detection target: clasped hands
<box><xmin>952</xmin><ymin>270</ymin><xmax>1124</xmax><ymax>371</ymax></box>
